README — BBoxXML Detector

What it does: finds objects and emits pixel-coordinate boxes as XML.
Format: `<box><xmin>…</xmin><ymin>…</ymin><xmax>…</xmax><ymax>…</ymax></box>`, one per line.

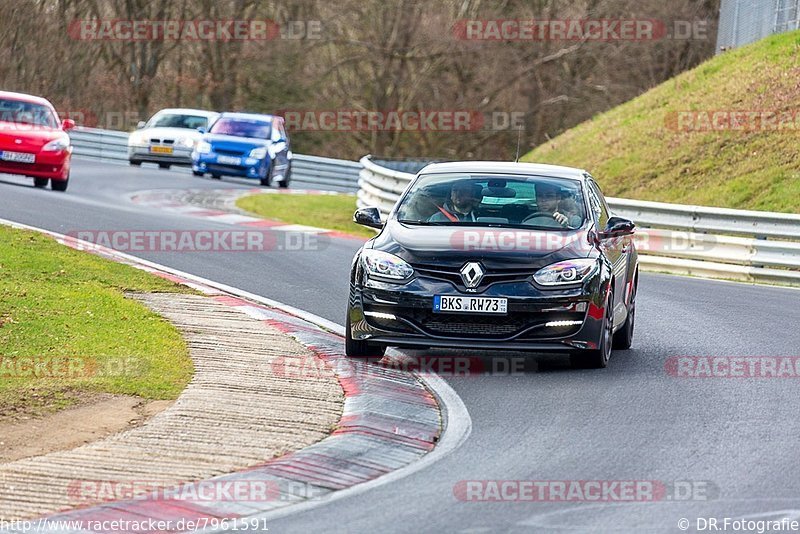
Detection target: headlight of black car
<box><xmin>361</xmin><ymin>250</ymin><xmax>414</xmax><ymax>281</ymax></box>
<box><xmin>533</xmin><ymin>258</ymin><xmax>598</xmax><ymax>286</ymax></box>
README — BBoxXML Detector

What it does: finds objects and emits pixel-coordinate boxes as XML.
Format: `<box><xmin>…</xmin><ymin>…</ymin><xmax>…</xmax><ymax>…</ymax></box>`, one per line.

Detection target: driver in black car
<box><xmin>428</xmin><ymin>181</ymin><xmax>483</xmax><ymax>222</ymax></box>
<box><xmin>534</xmin><ymin>182</ymin><xmax>583</xmax><ymax>228</ymax></box>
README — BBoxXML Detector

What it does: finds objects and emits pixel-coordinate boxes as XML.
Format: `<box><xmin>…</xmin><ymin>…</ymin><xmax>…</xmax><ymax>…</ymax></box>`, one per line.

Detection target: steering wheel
<box><xmin>521</xmin><ymin>212</ymin><xmax>558</xmax><ymax>224</ymax></box>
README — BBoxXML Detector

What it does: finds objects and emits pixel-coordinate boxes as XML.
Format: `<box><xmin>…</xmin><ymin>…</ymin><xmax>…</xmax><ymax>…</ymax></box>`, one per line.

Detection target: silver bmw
<box><xmin>128</xmin><ymin>108</ymin><xmax>219</xmax><ymax>169</ymax></box>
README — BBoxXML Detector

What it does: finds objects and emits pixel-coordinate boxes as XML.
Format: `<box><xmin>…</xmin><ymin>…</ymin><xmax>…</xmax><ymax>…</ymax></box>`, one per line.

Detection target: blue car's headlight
<box><xmin>196</xmin><ymin>141</ymin><xmax>212</xmax><ymax>154</ymax></box>
<box><xmin>362</xmin><ymin>250</ymin><xmax>414</xmax><ymax>281</ymax></box>
<box><xmin>249</xmin><ymin>147</ymin><xmax>267</xmax><ymax>159</ymax></box>
<box><xmin>533</xmin><ymin>259</ymin><xmax>597</xmax><ymax>286</ymax></box>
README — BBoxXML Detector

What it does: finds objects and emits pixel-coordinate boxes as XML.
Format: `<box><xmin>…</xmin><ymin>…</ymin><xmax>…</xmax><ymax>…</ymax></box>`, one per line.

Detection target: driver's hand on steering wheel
<box><xmin>553</xmin><ymin>211</ymin><xmax>569</xmax><ymax>226</ymax></box>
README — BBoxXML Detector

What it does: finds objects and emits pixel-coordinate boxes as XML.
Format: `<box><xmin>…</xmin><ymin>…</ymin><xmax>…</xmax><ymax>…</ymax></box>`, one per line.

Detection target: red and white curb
<box><xmin>0</xmin><ymin>217</ymin><xmax>471</xmax><ymax>534</ymax></box>
<box><xmin>129</xmin><ymin>188</ymin><xmax>367</xmax><ymax>241</ymax></box>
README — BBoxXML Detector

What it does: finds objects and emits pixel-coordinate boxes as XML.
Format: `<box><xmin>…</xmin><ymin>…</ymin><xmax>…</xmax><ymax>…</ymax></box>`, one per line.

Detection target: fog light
<box><xmin>364</xmin><ymin>311</ymin><xmax>397</xmax><ymax>320</ymax></box>
<box><xmin>545</xmin><ymin>320</ymin><xmax>584</xmax><ymax>328</ymax></box>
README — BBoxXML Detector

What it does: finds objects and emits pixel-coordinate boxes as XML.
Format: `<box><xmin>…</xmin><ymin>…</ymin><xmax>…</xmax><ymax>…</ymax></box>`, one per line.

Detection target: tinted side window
<box><xmin>586</xmin><ymin>180</ymin><xmax>609</xmax><ymax>228</ymax></box>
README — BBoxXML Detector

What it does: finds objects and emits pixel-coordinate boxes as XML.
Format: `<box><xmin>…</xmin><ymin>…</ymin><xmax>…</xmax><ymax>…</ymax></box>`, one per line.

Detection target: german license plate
<box><xmin>150</xmin><ymin>146</ymin><xmax>173</xmax><ymax>154</ymax></box>
<box><xmin>0</xmin><ymin>151</ymin><xmax>35</xmax><ymax>163</ymax></box>
<box><xmin>217</xmin><ymin>155</ymin><xmax>241</xmax><ymax>165</ymax></box>
<box><xmin>433</xmin><ymin>296</ymin><xmax>508</xmax><ymax>314</ymax></box>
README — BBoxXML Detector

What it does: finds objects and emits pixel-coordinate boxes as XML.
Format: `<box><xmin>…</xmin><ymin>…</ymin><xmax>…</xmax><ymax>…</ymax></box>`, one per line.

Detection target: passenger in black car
<box><xmin>534</xmin><ymin>182</ymin><xmax>583</xmax><ymax>228</ymax></box>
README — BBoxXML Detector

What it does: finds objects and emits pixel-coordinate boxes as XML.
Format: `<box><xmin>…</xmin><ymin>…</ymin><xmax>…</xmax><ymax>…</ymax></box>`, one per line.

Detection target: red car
<box><xmin>0</xmin><ymin>91</ymin><xmax>75</xmax><ymax>191</ymax></box>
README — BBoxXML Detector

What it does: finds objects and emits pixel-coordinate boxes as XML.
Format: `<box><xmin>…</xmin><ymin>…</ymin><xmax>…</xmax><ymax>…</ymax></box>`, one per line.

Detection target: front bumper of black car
<box><xmin>348</xmin><ymin>272</ymin><xmax>609</xmax><ymax>353</ymax></box>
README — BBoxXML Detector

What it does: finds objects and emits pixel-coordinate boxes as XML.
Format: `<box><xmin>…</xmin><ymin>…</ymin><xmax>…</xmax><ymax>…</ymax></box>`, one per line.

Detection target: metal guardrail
<box><xmin>356</xmin><ymin>155</ymin><xmax>800</xmax><ymax>286</ymax></box>
<box><xmin>69</xmin><ymin>127</ymin><xmax>129</xmax><ymax>161</ymax></box>
<box><xmin>69</xmin><ymin>127</ymin><xmax>361</xmax><ymax>192</ymax></box>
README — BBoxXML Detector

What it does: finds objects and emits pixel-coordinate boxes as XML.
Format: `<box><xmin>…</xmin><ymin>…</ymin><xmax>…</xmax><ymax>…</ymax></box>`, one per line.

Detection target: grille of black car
<box><xmin>423</xmin><ymin>314</ymin><xmax>522</xmax><ymax>336</ymax></box>
<box><xmin>412</xmin><ymin>263</ymin><xmax>536</xmax><ymax>290</ymax></box>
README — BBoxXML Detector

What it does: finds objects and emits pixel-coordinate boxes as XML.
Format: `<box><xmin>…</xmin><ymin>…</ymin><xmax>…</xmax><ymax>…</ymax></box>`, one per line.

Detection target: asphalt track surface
<box><xmin>2</xmin><ymin>160</ymin><xmax>799</xmax><ymax>534</ymax></box>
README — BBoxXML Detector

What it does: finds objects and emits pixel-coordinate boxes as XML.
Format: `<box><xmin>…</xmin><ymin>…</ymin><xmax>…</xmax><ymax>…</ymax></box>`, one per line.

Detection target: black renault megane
<box><xmin>347</xmin><ymin>162</ymin><xmax>638</xmax><ymax>368</ymax></box>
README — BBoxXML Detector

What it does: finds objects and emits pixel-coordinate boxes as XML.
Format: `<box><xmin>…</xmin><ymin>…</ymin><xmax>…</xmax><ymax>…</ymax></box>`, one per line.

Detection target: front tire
<box><xmin>51</xmin><ymin>178</ymin><xmax>69</xmax><ymax>192</ymax></box>
<box><xmin>129</xmin><ymin>160</ymin><xmax>142</xmax><ymax>166</ymax></box>
<box><xmin>259</xmin><ymin>164</ymin><xmax>272</xmax><ymax>187</ymax></box>
<box><xmin>345</xmin><ymin>312</ymin><xmax>386</xmax><ymax>359</ymax></box>
<box><xmin>33</xmin><ymin>178</ymin><xmax>49</xmax><ymax>188</ymax></box>
<box><xmin>277</xmin><ymin>164</ymin><xmax>291</xmax><ymax>189</ymax></box>
<box><xmin>570</xmin><ymin>291</ymin><xmax>613</xmax><ymax>369</ymax></box>
<box><xmin>613</xmin><ymin>278</ymin><xmax>637</xmax><ymax>350</ymax></box>
<box><xmin>192</xmin><ymin>171</ymin><xmax>204</xmax><ymax>177</ymax></box>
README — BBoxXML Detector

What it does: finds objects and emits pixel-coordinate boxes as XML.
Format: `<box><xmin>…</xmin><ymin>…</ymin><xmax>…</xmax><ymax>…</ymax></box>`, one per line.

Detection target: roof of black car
<box><xmin>418</xmin><ymin>161</ymin><xmax>588</xmax><ymax>180</ymax></box>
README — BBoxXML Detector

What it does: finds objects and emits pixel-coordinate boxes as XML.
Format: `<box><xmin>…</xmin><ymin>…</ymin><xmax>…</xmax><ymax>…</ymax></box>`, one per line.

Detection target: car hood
<box><xmin>136</xmin><ymin>127</ymin><xmax>203</xmax><ymax>140</ymax></box>
<box><xmin>0</xmin><ymin>121</ymin><xmax>65</xmax><ymax>150</ymax></box>
<box><xmin>371</xmin><ymin>219</ymin><xmax>594</xmax><ymax>269</ymax></box>
<box><xmin>201</xmin><ymin>134</ymin><xmax>267</xmax><ymax>152</ymax></box>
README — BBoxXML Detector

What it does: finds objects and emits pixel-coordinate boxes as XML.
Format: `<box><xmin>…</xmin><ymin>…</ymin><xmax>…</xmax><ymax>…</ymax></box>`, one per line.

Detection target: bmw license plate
<box><xmin>217</xmin><ymin>155</ymin><xmax>241</xmax><ymax>165</ymax></box>
<box><xmin>433</xmin><ymin>295</ymin><xmax>507</xmax><ymax>314</ymax></box>
<box><xmin>0</xmin><ymin>151</ymin><xmax>35</xmax><ymax>163</ymax></box>
<box><xmin>150</xmin><ymin>146</ymin><xmax>173</xmax><ymax>154</ymax></box>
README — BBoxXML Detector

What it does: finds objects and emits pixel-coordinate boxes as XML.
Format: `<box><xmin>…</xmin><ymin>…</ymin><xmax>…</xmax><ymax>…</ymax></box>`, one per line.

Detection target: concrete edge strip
<box><xmin>0</xmin><ymin>217</ymin><xmax>471</xmax><ymax>534</ymax></box>
<box><xmin>127</xmin><ymin>188</ymin><xmax>367</xmax><ymax>241</ymax></box>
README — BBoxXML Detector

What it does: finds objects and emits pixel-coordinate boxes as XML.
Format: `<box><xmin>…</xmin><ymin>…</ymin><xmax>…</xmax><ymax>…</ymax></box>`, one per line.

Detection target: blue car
<box><xmin>191</xmin><ymin>112</ymin><xmax>292</xmax><ymax>187</ymax></box>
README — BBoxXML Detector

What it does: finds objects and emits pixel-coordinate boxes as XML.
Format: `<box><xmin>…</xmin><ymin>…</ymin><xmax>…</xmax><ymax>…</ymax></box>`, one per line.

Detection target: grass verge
<box><xmin>0</xmin><ymin>225</ymin><xmax>194</xmax><ymax>420</ymax></box>
<box><xmin>524</xmin><ymin>30</ymin><xmax>800</xmax><ymax>214</ymax></box>
<box><xmin>236</xmin><ymin>193</ymin><xmax>375</xmax><ymax>238</ymax></box>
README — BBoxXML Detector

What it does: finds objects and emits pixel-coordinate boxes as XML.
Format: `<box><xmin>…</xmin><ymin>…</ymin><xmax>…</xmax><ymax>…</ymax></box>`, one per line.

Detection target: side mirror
<box><xmin>197</xmin><ymin>127</ymin><xmax>207</xmax><ymax>134</ymax></box>
<box><xmin>599</xmin><ymin>217</ymin><xmax>636</xmax><ymax>239</ymax></box>
<box><xmin>136</xmin><ymin>121</ymin><xmax>147</xmax><ymax>129</ymax></box>
<box><xmin>62</xmin><ymin>119</ymin><xmax>76</xmax><ymax>131</ymax></box>
<box><xmin>354</xmin><ymin>207</ymin><xmax>383</xmax><ymax>229</ymax></box>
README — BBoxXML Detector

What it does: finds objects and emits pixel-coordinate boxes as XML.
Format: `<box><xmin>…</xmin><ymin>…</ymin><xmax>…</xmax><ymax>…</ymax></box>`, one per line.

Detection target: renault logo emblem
<box><xmin>14</xmin><ymin>139</ymin><xmax>22</xmax><ymax>144</ymax></box>
<box><xmin>460</xmin><ymin>262</ymin><xmax>485</xmax><ymax>289</ymax></box>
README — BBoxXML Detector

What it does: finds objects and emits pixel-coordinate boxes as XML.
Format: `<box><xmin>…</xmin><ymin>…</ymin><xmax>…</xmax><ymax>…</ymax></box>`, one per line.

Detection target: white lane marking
<box><xmin>0</xmin><ymin>216</ymin><xmax>473</xmax><ymax>529</ymax></box>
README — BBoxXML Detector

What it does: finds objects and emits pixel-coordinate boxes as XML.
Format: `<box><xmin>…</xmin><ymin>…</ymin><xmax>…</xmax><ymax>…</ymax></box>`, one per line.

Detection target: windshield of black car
<box><xmin>148</xmin><ymin>113</ymin><xmax>211</xmax><ymax>129</ymax></box>
<box><xmin>395</xmin><ymin>173</ymin><xmax>587</xmax><ymax>230</ymax></box>
<box><xmin>209</xmin><ymin>118</ymin><xmax>271</xmax><ymax>139</ymax></box>
<box><xmin>0</xmin><ymin>99</ymin><xmax>59</xmax><ymax>128</ymax></box>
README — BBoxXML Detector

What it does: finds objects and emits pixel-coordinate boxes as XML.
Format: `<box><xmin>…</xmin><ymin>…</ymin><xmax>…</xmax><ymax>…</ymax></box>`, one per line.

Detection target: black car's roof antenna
<box><xmin>514</xmin><ymin>123</ymin><xmax>523</xmax><ymax>162</ymax></box>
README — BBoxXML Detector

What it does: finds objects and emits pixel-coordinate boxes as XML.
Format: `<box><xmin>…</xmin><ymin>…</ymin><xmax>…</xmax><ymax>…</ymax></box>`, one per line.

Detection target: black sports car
<box><xmin>347</xmin><ymin>162</ymin><xmax>638</xmax><ymax>369</ymax></box>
